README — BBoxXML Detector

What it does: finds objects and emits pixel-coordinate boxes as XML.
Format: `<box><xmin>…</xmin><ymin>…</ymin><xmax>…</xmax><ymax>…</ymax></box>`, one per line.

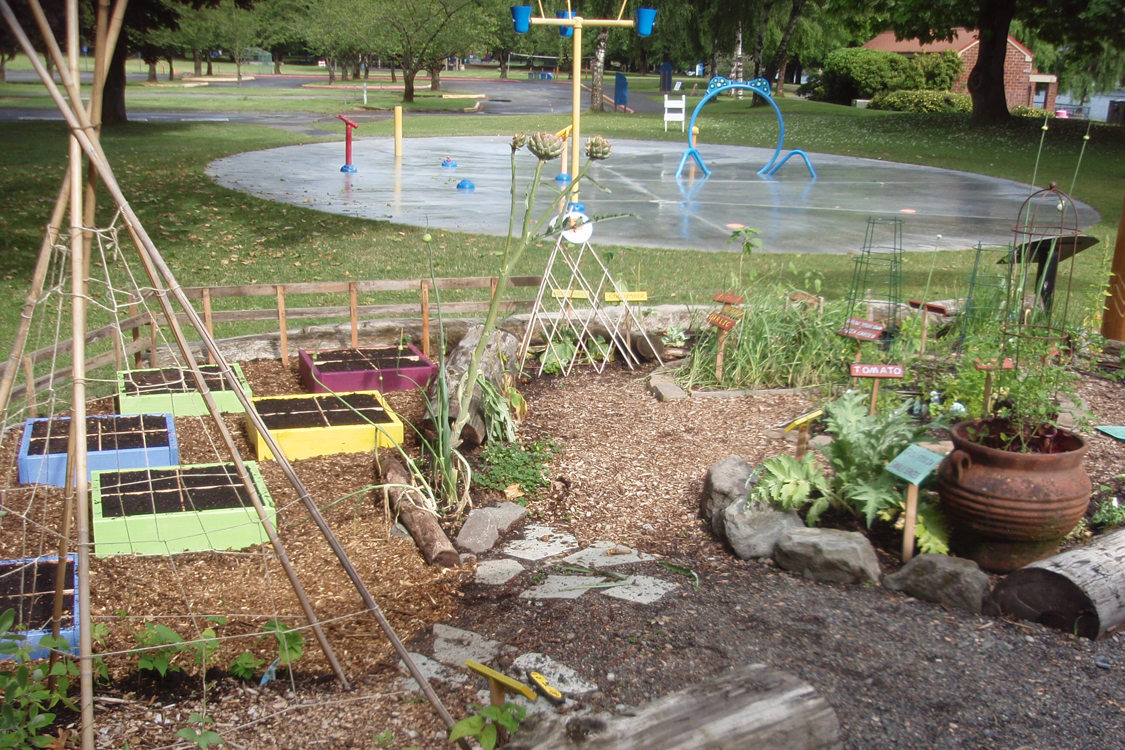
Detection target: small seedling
<box><xmin>262</xmin><ymin>620</ymin><xmax>304</xmax><ymax>665</ymax></box>
<box><xmin>175</xmin><ymin>712</ymin><xmax>224</xmax><ymax>749</ymax></box>
<box><xmin>134</xmin><ymin>622</ymin><xmax>188</xmax><ymax>678</ymax></box>
<box><xmin>448</xmin><ymin>702</ymin><xmax>525</xmax><ymax>750</ymax></box>
<box><xmin>228</xmin><ymin>651</ymin><xmax>265</xmax><ymax>681</ymax></box>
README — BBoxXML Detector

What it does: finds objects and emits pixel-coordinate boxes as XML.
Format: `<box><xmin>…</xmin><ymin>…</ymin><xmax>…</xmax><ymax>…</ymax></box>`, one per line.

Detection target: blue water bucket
<box><xmin>557</xmin><ymin>11</ymin><xmax>575</xmax><ymax>37</ymax></box>
<box><xmin>511</xmin><ymin>5</ymin><xmax>532</xmax><ymax>34</ymax></box>
<box><xmin>635</xmin><ymin>7</ymin><xmax>657</xmax><ymax>37</ymax></box>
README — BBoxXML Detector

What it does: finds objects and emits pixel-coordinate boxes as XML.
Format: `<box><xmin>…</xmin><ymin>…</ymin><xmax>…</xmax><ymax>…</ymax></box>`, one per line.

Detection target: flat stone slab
<box><xmin>474</xmin><ymin>558</ymin><xmax>525</xmax><ymax>585</ymax></box>
<box><xmin>561</xmin><ymin>541</ymin><xmax>658</xmax><ymax>567</ymax></box>
<box><xmin>597</xmin><ymin>575</ymin><xmax>678</xmax><ymax>604</ymax></box>
<box><xmin>503</xmin><ymin>524</ymin><xmax>579</xmax><ymax>561</ymax></box>
<box><xmin>512</xmin><ymin>652</ymin><xmax>598</xmax><ymax>695</ymax></box>
<box><xmin>398</xmin><ymin>652</ymin><xmax>466</xmax><ymax>693</ymax></box>
<box><xmin>432</xmin><ymin>624</ymin><xmax>501</xmax><ymax>667</ymax></box>
<box><xmin>520</xmin><ymin>575</ymin><xmax>605</xmax><ymax>600</ymax></box>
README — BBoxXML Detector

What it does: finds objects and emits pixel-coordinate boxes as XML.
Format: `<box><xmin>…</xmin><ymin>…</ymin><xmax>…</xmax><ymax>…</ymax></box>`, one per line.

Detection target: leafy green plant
<box><xmin>0</xmin><ymin>609</ymin><xmax>77</xmax><ymax>750</ymax></box>
<box><xmin>475</xmin><ymin>437</ymin><xmax>562</xmax><ymax>500</ymax></box>
<box><xmin>660</xmin><ymin>326</ymin><xmax>687</xmax><ymax>348</ymax></box>
<box><xmin>175</xmin><ymin>712</ymin><xmax>224</xmax><ymax>748</ymax></box>
<box><xmin>751</xmin><ymin>391</ymin><xmax>949</xmax><ymax>553</ymax></box>
<box><xmin>868</xmin><ymin>89</ymin><xmax>973</xmax><ymax>113</ymax></box>
<box><xmin>1091</xmin><ymin>493</ymin><xmax>1125</xmax><ymax>530</ymax></box>
<box><xmin>448</xmin><ymin>702</ymin><xmax>526</xmax><ymax>750</ymax></box>
<box><xmin>134</xmin><ymin>622</ymin><xmax>189</xmax><ymax>678</ymax></box>
<box><xmin>479</xmin><ymin>376</ymin><xmax>525</xmax><ymax>444</ymax></box>
<box><xmin>262</xmin><ymin>620</ymin><xmax>304</xmax><ymax>666</ymax></box>
<box><xmin>228</xmin><ymin>651</ymin><xmax>265</xmax><ymax>681</ymax></box>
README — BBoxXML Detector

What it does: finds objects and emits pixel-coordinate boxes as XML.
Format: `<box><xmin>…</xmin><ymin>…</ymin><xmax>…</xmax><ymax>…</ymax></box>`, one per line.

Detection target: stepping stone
<box><xmin>511</xmin><ymin>652</ymin><xmax>598</xmax><ymax>695</ymax></box>
<box><xmin>432</xmin><ymin>624</ymin><xmax>501</xmax><ymax>667</ymax></box>
<box><xmin>474</xmin><ymin>558</ymin><xmax>525</xmax><ymax>585</ymax></box>
<box><xmin>503</xmin><ymin>524</ymin><xmax>579</xmax><ymax>561</ymax></box>
<box><xmin>597</xmin><ymin>575</ymin><xmax>678</xmax><ymax>605</ymax></box>
<box><xmin>397</xmin><ymin>652</ymin><xmax>466</xmax><ymax>693</ymax></box>
<box><xmin>520</xmin><ymin>575</ymin><xmax>604</xmax><ymax>600</ymax></box>
<box><xmin>562</xmin><ymin>541</ymin><xmax>658</xmax><ymax>568</ymax></box>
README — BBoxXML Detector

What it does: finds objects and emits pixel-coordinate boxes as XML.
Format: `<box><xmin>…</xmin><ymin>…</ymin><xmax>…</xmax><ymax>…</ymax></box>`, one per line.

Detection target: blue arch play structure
<box><xmin>676</xmin><ymin>76</ymin><xmax>816</xmax><ymax>180</ymax></box>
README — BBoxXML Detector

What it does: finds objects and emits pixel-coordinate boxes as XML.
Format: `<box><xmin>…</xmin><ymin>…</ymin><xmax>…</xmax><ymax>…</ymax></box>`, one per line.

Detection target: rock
<box><xmin>648</xmin><ymin>372</ymin><xmax>687</xmax><ymax>401</ymax></box>
<box><xmin>702</xmin><ymin>455</ymin><xmax>754</xmax><ymax>535</ymax></box>
<box><xmin>724</xmin><ymin>500</ymin><xmax>805</xmax><ymax>559</ymax></box>
<box><xmin>883</xmin><ymin>554</ymin><xmax>992</xmax><ymax>614</ymax></box>
<box><xmin>486</xmin><ymin>501</ymin><xmax>528</xmax><ymax>533</ymax></box>
<box><xmin>775</xmin><ymin>528</ymin><xmax>881</xmax><ymax>585</ymax></box>
<box><xmin>433</xmin><ymin>324</ymin><xmax>521</xmax><ymax>448</ymax></box>
<box><xmin>455</xmin><ymin>509</ymin><xmax>500</xmax><ymax>553</ymax></box>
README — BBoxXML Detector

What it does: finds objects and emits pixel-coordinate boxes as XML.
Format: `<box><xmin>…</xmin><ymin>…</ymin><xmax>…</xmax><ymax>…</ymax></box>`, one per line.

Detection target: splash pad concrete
<box><xmin>207</xmin><ymin>136</ymin><xmax>1098</xmax><ymax>254</ymax></box>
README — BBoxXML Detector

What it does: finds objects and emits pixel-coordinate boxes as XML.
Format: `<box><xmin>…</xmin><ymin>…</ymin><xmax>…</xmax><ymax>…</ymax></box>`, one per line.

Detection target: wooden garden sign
<box><xmin>848</xmin><ymin>362</ymin><xmax>904</xmax><ymax>414</ymax></box>
<box><xmin>885</xmin><ymin>444</ymin><xmax>946</xmax><ymax>562</ymax></box>
<box><xmin>709</xmin><ymin>293</ymin><xmax>745</xmax><ymax>381</ymax></box>
<box><xmin>838</xmin><ymin>317</ymin><xmax>884</xmax><ymax>341</ymax></box>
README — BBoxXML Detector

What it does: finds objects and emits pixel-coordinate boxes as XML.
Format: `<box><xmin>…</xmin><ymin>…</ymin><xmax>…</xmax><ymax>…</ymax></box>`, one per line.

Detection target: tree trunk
<box><xmin>731</xmin><ymin>24</ymin><xmax>743</xmax><ymax>98</ymax></box>
<box><xmin>380</xmin><ymin>454</ymin><xmax>460</xmax><ymax>568</ymax></box>
<box><xmin>327</xmin><ymin>58</ymin><xmax>335</xmax><ymax>84</ymax></box>
<box><xmin>146</xmin><ymin>61</ymin><xmax>157</xmax><ymax>82</ymax></box>
<box><xmin>993</xmin><ymin>528</ymin><xmax>1125</xmax><ymax>640</ymax></box>
<box><xmin>272</xmin><ymin>49</ymin><xmax>282</xmax><ymax>75</ymax></box>
<box><xmin>775</xmin><ymin>59</ymin><xmax>787</xmax><ymax>96</ymax></box>
<box><xmin>206</xmin><ymin>57</ymin><xmax>213</xmax><ymax>76</ymax></box>
<box><xmin>103</xmin><ymin>38</ymin><xmax>128</xmax><ymax>125</ymax></box>
<box><xmin>498</xmin><ymin>51</ymin><xmax>509</xmax><ymax>79</ymax></box>
<box><xmin>765</xmin><ymin>0</ymin><xmax>807</xmax><ymax>93</ymax></box>
<box><xmin>166</xmin><ymin>56</ymin><xmax>174</xmax><ymax>81</ymax></box>
<box><xmin>590</xmin><ymin>28</ymin><xmax>608</xmax><ymax>112</ymax></box>
<box><xmin>968</xmin><ymin>0</ymin><xmax>1016</xmax><ymax>124</ymax></box>
<box><xmin>193</xmin><ymin>49</ymin><xmax>202</xmax><ymax>76</ymax></box>
<box><xmin>429</xmin><ymin>60</ymin><xmax>442</xmax><ymax>92</ymax></box>
<box><xmin>403</xmin><ymin>68</ymin><xmax>417</xmax><ymax>103</ymax></box>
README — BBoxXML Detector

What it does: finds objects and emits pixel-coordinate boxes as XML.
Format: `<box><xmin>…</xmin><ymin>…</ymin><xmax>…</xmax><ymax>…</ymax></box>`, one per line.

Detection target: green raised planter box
<box><xmin>116</xmin><ymin>363</ymin><xmax>251</xmax><ymax>417</ymax></box>
<box><xmin>91</xmin><ymin>462</ymin><xmax>274</xmax><ymax>557</ymax></box>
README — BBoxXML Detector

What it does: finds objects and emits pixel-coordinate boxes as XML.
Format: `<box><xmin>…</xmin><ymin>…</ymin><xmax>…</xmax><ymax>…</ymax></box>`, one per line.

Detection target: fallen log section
<box><xmin>507</xmin><ymin>662</ymin><xmax>841</xmax><ymax>750</ymax></box>
<box><xmin>994</xmin><ymin>528</ymin><xmax>1125</xmax><ymax>639</ymax></box>
<box><xmin>379</xmin><ymin>453</ymin><xmax>460</xmax><ymax>568</ymax></box>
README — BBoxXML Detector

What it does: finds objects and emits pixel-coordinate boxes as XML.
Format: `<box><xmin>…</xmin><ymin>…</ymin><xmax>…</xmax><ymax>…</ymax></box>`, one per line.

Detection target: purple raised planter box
<box><xmin>298</xmin><ymin>345</ymin><xmax>437</xmax><ymax>393</ymax></box>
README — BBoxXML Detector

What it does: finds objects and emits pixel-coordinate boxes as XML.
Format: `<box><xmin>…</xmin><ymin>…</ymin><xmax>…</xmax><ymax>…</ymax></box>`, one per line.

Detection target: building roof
<box><xmin>863</xmin><ymin>28</ymin><xmax>980</xmax><ymax>54</ymax></box>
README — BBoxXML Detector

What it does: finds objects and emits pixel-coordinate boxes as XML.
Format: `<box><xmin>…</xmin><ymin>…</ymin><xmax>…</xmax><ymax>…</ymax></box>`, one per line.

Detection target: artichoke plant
<box><xmin>526</xmin><ymin>131</ymin><xmax>564</xmax><ymax>161</ymax></box>
<box><xmin>585</xmin><ymin>135</ymin><xmax>612</xmax><ymax>160</ymax></box>
<box><xmin>510</xmin><ymin>133</ymin><xmax>527</xmax><ymax>153</ymax></box>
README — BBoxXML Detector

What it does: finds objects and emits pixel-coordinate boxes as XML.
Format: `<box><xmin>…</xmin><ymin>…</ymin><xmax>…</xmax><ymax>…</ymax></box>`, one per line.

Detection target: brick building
<box><xmin>863</xmin><ymin>28</ymin><xmax>1057</xmax><ymax>111</ymax></box>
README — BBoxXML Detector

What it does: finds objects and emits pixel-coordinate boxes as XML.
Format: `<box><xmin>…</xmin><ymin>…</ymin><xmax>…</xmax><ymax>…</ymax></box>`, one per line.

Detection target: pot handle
<box><xmin>948</xmin><ymin>449</ymin><xmax>971</xmax><ymax>482</ymax></box>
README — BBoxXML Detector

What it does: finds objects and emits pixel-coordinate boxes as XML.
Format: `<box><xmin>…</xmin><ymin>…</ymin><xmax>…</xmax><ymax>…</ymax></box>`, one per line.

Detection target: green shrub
<box><xmin>1011</xmin><ymin>105</ymin><xmax>1053</xmax><ymax>118</ymax></box>
<box><xmin>869</xmin><ymin>89</ymin><xmax>972</xmax><ymax>113</ymax></box>
<box><xmin>818</xmin><ymin>48</ymin><xmax>921</xmax><ymax>103</ymax></box>
<box><xmin>474</xmin><ymin>437</ymin><xmax>561</xmax><ymax>500</ymax></box>
<box><xmin>915</xmin><ymin>51</ymin><xmax>963</xmax><ymax>90</ymax></box>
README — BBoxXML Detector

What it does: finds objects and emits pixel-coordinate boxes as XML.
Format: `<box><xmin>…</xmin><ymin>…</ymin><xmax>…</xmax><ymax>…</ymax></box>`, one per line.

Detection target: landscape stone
<box><xmin>487</xmin><ymin>501</ymin><xmax>528</xmax><ymax>532</ymax></box>
<box><xmin>562</xmin><ymin>541</ymin><xmax>657</xmax><ymax>567</ymax></box>
<box><xmin>474</xmin><ymin>558</ymin><xmax>525</xmax><ymax>585</ymax></box>
<box><xmin>648</xmin><ymin>373</ymin><xmax>688</xmax><ymax>401</ymax></box>
<box><xmin>511</xmin><ymin>652</ymin><xmax>598</xmax><ymax>695</ymax></box>
<box><xmin>597</xmin><ymin>575</ymin><xmax>677</xmax><ymax>604</ymax></box>
<box><xmin>775</xmin><ymin>528</ymin><xmax>881</xmax><ymax>584</ymax></box>
<box><xmin>520</xmin><ymin>575</ymin><xmax>604</xmax><ymax>600</ymax></box>
<box><xmin>702</xmin><ymin>455</ymin><xmax>754</xmax><ymax>532</ymax></box>
<box><xmin>397</xmin><ymin>652</ymin><xmax>466</xmax><ymax>693</ymax></box>
<box><xmin>435</xmin><ymin>324</ymin><xmax>522</xmax><ymax>447</ymax></box>
<box><xmin>883</xmin><ymin>554</ymin><xmax>992</xmax><ymax>614</ymax></box>
<box><xmin>455</xmin><ymin>509</ymin><xmax>499</xmax><ymax>553</ymax></box>
<box><xmin>432</xmin><ymin>624</ymin><xmax>501</xmax><ymax>666</ymax></box>
<box><xmin>723</xmin><ymin>500</ymin><xmax>805</xmax><ymax>559</ymax></box>
<box><xmin>503</xmin><ymin>524</ymin><xmax>579</xmax><ymax>560</ymax></box>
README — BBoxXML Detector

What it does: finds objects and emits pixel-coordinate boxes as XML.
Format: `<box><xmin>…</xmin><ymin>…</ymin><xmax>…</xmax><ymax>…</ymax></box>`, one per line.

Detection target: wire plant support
<box><xmin>843</xmin><ymin>217</ymin><xmax>905</xmax><ymax>351</ymax></box>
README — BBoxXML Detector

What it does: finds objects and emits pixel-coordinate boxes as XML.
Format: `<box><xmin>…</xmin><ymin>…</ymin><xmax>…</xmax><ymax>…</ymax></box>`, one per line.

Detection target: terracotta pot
<box><xmin>936</xmin><ymin>419</ymin><xmax>1090</xmax><ymax>573</ymax></box>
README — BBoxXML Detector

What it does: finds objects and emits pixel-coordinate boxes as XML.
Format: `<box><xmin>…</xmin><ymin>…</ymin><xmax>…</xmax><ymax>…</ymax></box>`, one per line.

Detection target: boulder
<box><xmin>454</xmin><ymin>502</ymin><xmax>528</xmax><ymax>553</ymax></box>
<box><xmin>432</xmin><ymin>325</ymin><xmax>521</xmax><ymax>448</ymax></box>
<box><xmin>883</xmin><ymin>554</ymin><xmax>992</xmax><ymax>614</ymax></box>
<box><xmin>775</xmin><ymin>528</ymin><xmax>881</xmax><ymax>585</ymax></box>
<box><xmin>724</xmin><ymin>500</ymin><xmax>805</xmax><ymax>560</ymax></box>
<box><xmin>702</xmin><ymin>455</ymin><xmax>754</xmax><ymax>535</ymax></box>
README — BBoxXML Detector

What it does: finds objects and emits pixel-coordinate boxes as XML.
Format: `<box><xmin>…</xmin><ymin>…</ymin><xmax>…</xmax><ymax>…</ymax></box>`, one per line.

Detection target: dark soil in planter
<box><xmin>309</xmin><ymin>346</ymin><xmax>426</xmax><ymax>373</ymax></box>
<box><xmin>97</xmin><ymin>465</ymin><xmax>254</xmax><ymax>517</ymax></box>
<box><xmin>965</xmin><ymin>417</ymin><xmax>1085</xmax><ymax>453</ymax></box>
<box><xmin>121</xmin><ymin>364</ymin><xmax>231</xmax><ymax>395</ymax></box>
<box><xmin>254</xmin><ymin>392</ymin><xmax>390</xmax><ymax>430</ymax></box>
<box><xmin>0</xmin><ymin>557</ymin><xmax>74</xmax><ymax>631</ymax></box>
<box><xmin>25</xmin><ymin>414</ymin><xmax>171</xmax><ymax>455</ymax></box>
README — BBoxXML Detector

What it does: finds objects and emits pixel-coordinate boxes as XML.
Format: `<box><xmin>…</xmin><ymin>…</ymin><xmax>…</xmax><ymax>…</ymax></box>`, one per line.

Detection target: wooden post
<box><xmin>22</xmin><ymin>355</ymin><xmax>37</xmax><ymax>418</ymax></box>
<box><xmin>148</xmin><ymin>312</ymin><xmax>159</xmax><ymax>367</ymax></box>
<box><xmin>869</xmin><ymin>378</ymin><xmax>880</xmax><ymax>415</ymax></box>
<box><xmin>420</xmin><ymin>280</ymin><xmax>431</xmax><ymax>359</ymax></box>
<box><xmin>902</xmin><ymin>484</ymin><xmax>919</xmax><ymax>562</ymax></box>
<box><xmin>349</xmin><ymin>282</ymin><xmax>359</xmax><ymax>347</ymax></box>
<box><xmin>715</xmin><ymin>328</ymin><xmax>728</xmax><ymax>382</ymax></box>
<box><xmin>918</xmin><ymin>310</ymin><xmax>929</xmax><ymax>356</ymax></box>
<box><xmin>130</xmin><ymin>301</ymin><xmax>141</xmax><ymax>368</ymax></box>
<box><xmin>276</xmin><ymin>285</ymin><xmax>289</xmax><ymax>362</ymax></box>
<box><xmin>201</xmin><ymin>287</ymin><xmax>214</xmax><ymax>364</ymax></box>
<box><xmin>796</xmin><ymin>424</ymin><xmax>810</xmax><ymax>460</ymax></box>
<box><xmin>1101</xmin><ymin>190</ymin><xmax>1125</xmax><ymax>342</ymax></box>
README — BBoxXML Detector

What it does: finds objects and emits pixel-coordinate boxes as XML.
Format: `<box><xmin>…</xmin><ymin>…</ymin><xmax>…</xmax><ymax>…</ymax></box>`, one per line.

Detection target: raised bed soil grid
<box><xmin>91</xmin><ymin>462</ymin><xmax>275</xmax><ymax>556</ymax></box>
<box><xmin>247</xmin><ymin>390</ymin><xmax>404</xmax><ymax>461</ymax></box>
<box><xmin>116</xmin><ymin>363</ymin><xmax>251</xmax><ymax>416</ymax></box>
<box><xmin>0</xmin><ymin>555</ymin><xmax>79</xmax><ymax>660</ymax></box>
<box><xmin>298</xmin><ymin>345</ymin><xmax>436</xmax><ymax>393</ymax></box>
<box><xmin>17</xmin><ymin>414</ymin><xmax>177</xmax><ymax>486</ymax></box>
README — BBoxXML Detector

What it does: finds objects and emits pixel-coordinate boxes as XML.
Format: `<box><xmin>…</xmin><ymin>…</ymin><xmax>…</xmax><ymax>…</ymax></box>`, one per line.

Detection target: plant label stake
<box><xmin>781</xmin><ymin>407</ymin><xmax>823</xmax><ymax>460</ymax></box>
<box><xmin>466</xmin><ymin>660</ymin><xmax>538</xmax><ymax>707</ymax></box>
<box><xmin>848</xmin><ymin>363</ymin><xmax>904</xmax><ymax>414</ymax></box>
<box><xmin>885</xmin><ymin>444</ymin><xmax>946</xmax><ymax>562</ymax></box>
<box><xmin>838</xmin><ymin>317</ymin><xmax>884</xmax><ymax>342</ymax></box>
<box><xmin>973</xmin><ymin>356</ymin><xmax>1014</xmax><ymax>416</ymax></box>
<box><xmin>709</xmin><ymin>293</ymin><xmax>745</xmax><ymax>381</ymax></box>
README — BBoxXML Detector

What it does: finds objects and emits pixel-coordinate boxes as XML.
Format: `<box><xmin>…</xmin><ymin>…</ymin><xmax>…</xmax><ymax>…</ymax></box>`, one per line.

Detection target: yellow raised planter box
<box><xmin>246</xmin><ymin>390</ymin><xmax>404</xmax><ymax>461</ymax></box>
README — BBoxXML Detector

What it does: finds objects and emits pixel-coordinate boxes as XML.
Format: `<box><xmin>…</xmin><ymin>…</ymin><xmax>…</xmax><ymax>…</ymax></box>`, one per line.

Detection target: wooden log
<box><xmin>507</xmin><ymin>663</ymin><xmax>841</xmax><ymax>750</ymax></box>
<box><xmin>380</xmin><ymin>454</ymin><xmax>460</xmax><ymax>568</ymax></box>
<box><xmin>993</xmin><ymin>528</ymin><xmax>1125</xmax><ymax>639</ymax></box>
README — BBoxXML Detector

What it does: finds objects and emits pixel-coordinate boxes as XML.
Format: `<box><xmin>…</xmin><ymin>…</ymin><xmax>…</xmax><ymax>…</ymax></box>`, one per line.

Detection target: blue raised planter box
<box><xmin>0</xmin><ymin>555</ymin><xmax>79</xmax><ymax>661</ymax></box>
<box><xmin>17</xmin><ymin>414</ymin><xmax>178</xmax><ymax>487</ymax></box>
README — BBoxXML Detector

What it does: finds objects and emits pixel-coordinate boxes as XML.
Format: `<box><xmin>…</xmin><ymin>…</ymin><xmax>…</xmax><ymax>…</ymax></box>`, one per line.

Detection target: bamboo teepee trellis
<box><xmin>0</xmin><ymin>3</ymin><xmax>462</xmax><ymax>748</ymax></box>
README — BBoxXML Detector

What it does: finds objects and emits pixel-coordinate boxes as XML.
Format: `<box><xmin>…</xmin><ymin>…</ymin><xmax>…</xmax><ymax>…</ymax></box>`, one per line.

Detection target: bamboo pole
<box><xmin>1101</xmin><ymin>192</ymin><xmax>1125</xmax><ymax>342</ymax></box>
<box><xmin>349</xmin><ymin>282</ymin><xmax>358</xmax><ymax>347</ymax></box>
<box><xmin>276</xmin><ymin>285</ymin><xmax>289</xmax><ymax>361</ymax></box>
<box><xmin>0</xmin><ymin>5</ymin><xmax>462</xmax><ymax>733</ymax></box>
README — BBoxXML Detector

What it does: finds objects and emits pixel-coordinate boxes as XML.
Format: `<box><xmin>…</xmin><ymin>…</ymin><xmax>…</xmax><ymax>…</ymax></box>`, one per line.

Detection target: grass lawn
<box><xmin>0</xmin><ymin>78</ymin><xmax>1122</xmax><ymax>354</ymax></box>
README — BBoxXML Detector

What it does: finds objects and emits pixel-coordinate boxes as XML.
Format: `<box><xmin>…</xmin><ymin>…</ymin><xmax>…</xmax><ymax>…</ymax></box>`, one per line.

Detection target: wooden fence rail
<box><xmin>2</xmin><ymin>275</ymin><xmax>541</xmax><ymax>406</ymax></box>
